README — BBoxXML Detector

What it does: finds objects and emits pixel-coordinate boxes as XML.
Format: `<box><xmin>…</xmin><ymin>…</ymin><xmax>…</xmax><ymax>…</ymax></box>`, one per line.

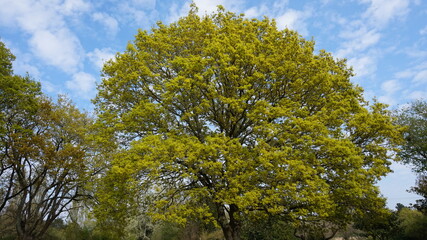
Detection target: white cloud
<box><xmin>408</xmin><ymin>90</ymin><xmax>427</xmax><ymax>100</ymax></box>
<box><xmin>337</xmin><ymin>25</ymin><xmax>381</xmax><ymax>58</ymax></box>
<box><xmin>347</xmin><ymin>55</ymin><xmax>377</xmax><ymax>78</ymax></box>
<box><xmin>378</xmin><ymin>95</ymin><xmax>397</xmax><ymax>106</ymax></box>
<box><xmin>275</xmin><ymin>8</ymin><xmax>311</xmax><ymax>35</ymax></box>
<box><xmin>420</xmin><ymin>25</ymin><xmax>427</xmax><ymax>35</ymax></box>
<box><xmin>92</xmin><ymin>12</ymin><xmax>119</xmax><ymax>36</ymax></box>
<box><xmin>361</xmin><ymin>0</ymin><xmax>410</xmax><ymax>27</ymax></box>
<box><xmin>362</xmin><ymin>90</ymin><xmax>376</xmax><ymax>102</ymax></box>
<box><xmin>170</xmin><ymin>0</ymin><xmax>246</xmax><ymax>20</ymax></box>
<box><xmin>29</xmin><ymin>29</ymin><xmax>83</xmax><ymax>73</ymax></box>
<box><xmin>66</xmin><ymin>72</ymin><xmax>97</xmax><ymax>94</ymax></box>
<box><xmin>131</xmin><ymin>0</ymin><xmax>156</xmax><ymax>9</ymax></box>
<box><xmin>167</xmin><ymin>2</ymin><xmax>189</xmax><ymax>23</ymax></box>
<box><xmin>241</xmin><ymin>0</ymin><xmax>291</xmax><ymax>18</ymax></box>
<box><xmin>116</xmin><ymin>2</ymin><xmax>159</xmax><ymax>28</ymax></box>
<box><xmin>0</xmin><ymin>0</ymin><xmax>85</xmax><ymax>73</ymax></box>
<box><xmin>193</xmin><ymin>0</ymin><xmax>228</xmax><ymax>14</ymax></box>
<box><xmin>270</xmin><ymin>0</ymin><xmax>290</xmax><ymax>13</ymax></box>
<box><xmin>334</xmin><ymin>0</ymin><xmax>411</xmax><ymax>83</ymax></box>
<box><xmin>13</xmin><ymin>61</ymin><xmax>41</xmax><ymax>79</ymax></box>
<box><xmin>5</xmin><ymin>43</ymin><xmax>41</xmax><ymax>78</ymax></box>
<box><xmin>402</xmin><ymin>44</ymin><xmax>427</xmax><ymax>59</ymax></box>
<box><xmin>413</xmin><ymin>69</ymin><xmax>427</xmax><ymax>84</ymax></box>
<box><xmin>87</xmin><ymin>48</ymin><xmax>115</xmax><ymax>70</ymax></box>
<box><xmin>378</xmin><ymin>80</ymin><xmax>403</xmax><ymax>106</ymax></box>
<box><xmin>397</xmin><ymin>62</ymin><xmax>427</xmax><ymax>81</ymax></box>
<box><xmin>381</xmin><ymin>79</ymin><xmax>401</xmax><ymax>94</ymax></box>
<box><xmin>0</xmin><ymin>0</ymin><xmax>64</xmax><ymax>32</ymax></box>
<box><xmin>61</xmin><ymin>0</ymin><xmax>92</xmax><ymax>16</ymax></box>
<box><xmin>40</xmin><ymin>80</ymin><xmax>58</xmax><ymax>94</ymax></box>
<box><xmin>320</xmin><ymin>0</ymin><xmax>332</xmax><ymax>4</ymax></box>
<box><xmin>395</xmin><ymin>70</ymin><xmax>414</xmax><ymax>79</ymax></box>
<box><xmin>244</xmin><ymin>5</ymin><xmax>269</xmax><ymax>19</ymax></box>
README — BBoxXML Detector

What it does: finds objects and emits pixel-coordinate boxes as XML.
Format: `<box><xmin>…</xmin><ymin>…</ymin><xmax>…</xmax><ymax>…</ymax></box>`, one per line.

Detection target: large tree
<box><xmin>94</xmin><ymin>7</ymin><xmax>403</xmax><ymax>240</ymax></box>
<box><xmin>0</xmin><ymin>41</ymin><xmax>94</xmax><ymax>240</ymax></box>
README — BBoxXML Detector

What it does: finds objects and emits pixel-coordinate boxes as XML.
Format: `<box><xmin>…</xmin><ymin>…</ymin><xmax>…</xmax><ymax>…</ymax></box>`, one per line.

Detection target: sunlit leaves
<box><xmin>94</xmin><ymin>6</ymin><xmax>404</xmax><ymax>238</ymax></box>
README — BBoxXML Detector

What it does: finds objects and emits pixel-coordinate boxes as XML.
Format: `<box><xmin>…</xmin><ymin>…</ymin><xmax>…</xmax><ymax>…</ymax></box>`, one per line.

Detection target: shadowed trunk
<box><xmin>217</xmin><ymin>203</ymin><xmax>241</xmax><ymax>240</ymax></box>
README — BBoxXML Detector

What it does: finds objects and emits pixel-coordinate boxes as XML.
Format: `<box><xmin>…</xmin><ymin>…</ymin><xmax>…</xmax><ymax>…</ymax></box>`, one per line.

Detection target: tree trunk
<box><xmin>18</xmin><ymin>234</ymin><xmax>36</xmax><ymax>240</ymax></box>
<box><xmin>217</xmin><ymin>203</ymin><xmax>241</xmax><ymax>240</ymax></box>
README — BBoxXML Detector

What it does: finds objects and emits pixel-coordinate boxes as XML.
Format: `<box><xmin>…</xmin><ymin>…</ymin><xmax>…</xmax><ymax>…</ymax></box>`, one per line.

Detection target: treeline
<box><xmin>1</xmin><ymin>6</ymin><xmax>427</xmax><ymax>240</ymax></box>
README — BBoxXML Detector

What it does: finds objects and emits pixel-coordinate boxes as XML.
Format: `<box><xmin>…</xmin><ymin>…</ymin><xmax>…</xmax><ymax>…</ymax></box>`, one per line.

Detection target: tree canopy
<box><xmin>396</xmin><ymin>100</ymin><xmax>427</xmax><ymax>215</ymax></box>
<box><xmin>0</xmin><ymin>41</ymin><xmax>95</xmax><ymax>240</ymax></box>
<box><xmin>93</xmin><ymin>7</ymin><xmax>404</xmax><ymax>240</ymax></box>
<box><xmin>396</xmin><ymin>100</ymin><xmax>427</xmax><ymax>173</ymax></box>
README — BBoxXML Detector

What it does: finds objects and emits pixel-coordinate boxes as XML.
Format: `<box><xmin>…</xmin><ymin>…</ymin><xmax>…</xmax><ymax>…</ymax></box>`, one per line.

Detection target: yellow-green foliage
<box><xmin>93</xmin><ymin>6</ymin><xmax>404</xmax><ymax>235</ymax></box>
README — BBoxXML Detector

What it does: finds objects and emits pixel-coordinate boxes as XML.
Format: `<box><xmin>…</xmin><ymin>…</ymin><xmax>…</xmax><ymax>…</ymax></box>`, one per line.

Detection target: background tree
<box><xmin>396</xmin><ymin>100</ymin><xmax>427</xmax><ymax>214</ymax></box>
<box><xmin>0</xmin><ymin>41</ymin><xmax>43</xmax><ymax>215</ymax></box>
<box><xmin>0</xmin><ymin>41</ymin><xmax>94</xmax><ymax>240</ymax></box>
<box><xmin>0</xmin><ymin>41</ymin><xmax>14</xmax><ymax>76</ymax></box>
<box><xmin>396</xmin><ymin>207</ymin><xmax>427</xmax><ymax>240</ymax></box>
<box><xmin>94</xmin><ymin>6</ymin><xmax>404</xmax><ymax>240</ymax></box>
<box><xmin>396</xmin><ymin>100</ymin><xmax>427</xmax><ymax>173</ymax></box>
<box><xmin>410</xmin><ymin>175</ymin><xmax>427</xmax><ymax>214</ymax></box>
<box><xmin>240</xmin><ymin>215</ymin><xmax>297</xmax><ymax>240</ymax></box>
<box><xmin>353</xmin><ymin>205</ymin><xmax>400</xmax><ymax>240</ymax></box>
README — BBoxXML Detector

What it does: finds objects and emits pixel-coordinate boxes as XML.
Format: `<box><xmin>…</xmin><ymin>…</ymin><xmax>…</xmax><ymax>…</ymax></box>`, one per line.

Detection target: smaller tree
<box><xmin>410</xmin><ymin>175</ymin><xmax>427</xmax><ymax>214</ymax></box>
<box><xmin>396</xmin><ymin>100</ymin><xmax>427</xmax><ymax>215</ymax></box>
<box><xmin>0</xmin><ymin>42</ymin><xmax>43</xmax><ymax>215</ymax></box>
<box><xmin>0</xmin><ymin>40</ymin><xmax>14</xmax><ymax>76</ymax></box>
<box><xmin>0</xmin><ymin>41</ymin><xmax>95</xmax><ymax>240</ymax></box>
<box><xmin>397</xmin><ymin>207</ymin><xmax>427</xmax><ymax>240</ymax></box>
<box><xmin>396</xmin><ymin>100</ymin><xmax>427</xmax><ymax>173</ymax></box>
<box><xmin>353</xmin><ymin>207</ymin><xmax>400</xmax><ymax>240</ymax></box>
<box><xmin>12</xmin><ymin>96</ymin><xmax>93</xmax><ymax>240</ymax></box>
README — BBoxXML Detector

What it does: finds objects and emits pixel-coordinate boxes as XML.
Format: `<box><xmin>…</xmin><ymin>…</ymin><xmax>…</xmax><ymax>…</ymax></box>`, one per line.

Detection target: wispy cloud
<box><xmin>378</xmin><ymin>95</ymin><xmax>397</xmax><ymax>106</ymax></box>
<box><xmin>192</xmin><ymin>0</ymin><xmax>245</xmax><ymax>14</ymax></box>
<box><xmin>413</xmin><ymin>69</ymin><xmax>427</xmax><ymax>84</ymax></box>
<box><xmin>381</xmin><ymin>79</ymin><xmax>402</xmax><ymax>94</ymax></box>
<box><xmin>193</xmin><ymin>0</ymin><xmax>227</xmax><ymax>14</ymax></box>
<box><xmin>337</xmin><ymin>25</ymin><xmax>381</xmax><ymax>58</ymax></box>
<box><xmin>333</xmin><ymin>0</ymin><xmax>412</xmax><ymax>84</ymax></box>
<box><xmin>244</xmin><ymin>5</ymin><xmax>270</xmax><ymax>18</ymax></box>
<box><xmin>66</xmin><ymin>72</ymin><xmax>97</xmax><ymax>96</ymax></box>
<box><xmin>395</xmin><ymin>61</ymin><xmax>427</xmax><ymax>80</ymax></box>
<box><xmin>87</xmin><ymin>48</ymin><xmax>116</xmax><ymax>70</ymax></box>
<box><xmin>275</xmin><ymin>8</ymin><xmax>312</xmax><ymax>35</ymax></box>
<box><xmin>347</xmin><ymin>55</ymin><xmax>377</xmax><ymax>78</ymax></box>
<box><xmin>379</xmin><ymin>79</ymin><xmax>403</xmax><ymax>105</ymax></box>
<box><xmin>92</xmin><ymin>12</ymin><xmax>119</xmax><ymax>36</ymax></box>
<box><xmin>0</xmin><ymin>0</ymin><xmax>86</xmax><ymax>72</ymax></box>
<box><xmin>167</xmin><ymin>2</ymin><xmax>189</xmax><ymax>23</ymax></box>
<box><xmin>234</xmin><ymin>0</ymin><xmax>312</xmax><ymax>36</ymax></box>
<box><xmin>131</xmin><ymin>0</ymin><xmax>156</xmax><ymax>9</ymax></box>
<box><xmin>29</xmin><ymin>29</ymin><xmax>83</xmax><ymax>73</ymax></box>
<box><xmin>61</xmin><ymin>0</ymin><xmax>91</xmax><ymax>16</ymax></box>
<box><xmin>116</xmin><ymin>2</ymin><xmax>159</xmax><ymax>28</ymax></box>
<box><xmin>408</xmin><ymin>90</ymin><xmax>426</xmax><ymax>100</ymax></box>
<box><xmin>361</xmin><ymin>0</ymin><xmax>410</xmax><ymax>27</ymax></box>
<box><xmin>167</xmin><ymin>0</ymin><xmax>247</xmax><ymax>22</ymax></box>
<box><xmin>393</xmin><ymin>62</ymin><xmax>427</xmax><ymax>101</ymax></box>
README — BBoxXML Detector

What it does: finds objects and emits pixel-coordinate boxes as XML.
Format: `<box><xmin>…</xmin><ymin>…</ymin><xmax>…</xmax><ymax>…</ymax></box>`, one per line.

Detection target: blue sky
<box><xmin>0</xmin><ymin>0</ymin><xmax>425</xmax><ymax>209</ymax></box>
